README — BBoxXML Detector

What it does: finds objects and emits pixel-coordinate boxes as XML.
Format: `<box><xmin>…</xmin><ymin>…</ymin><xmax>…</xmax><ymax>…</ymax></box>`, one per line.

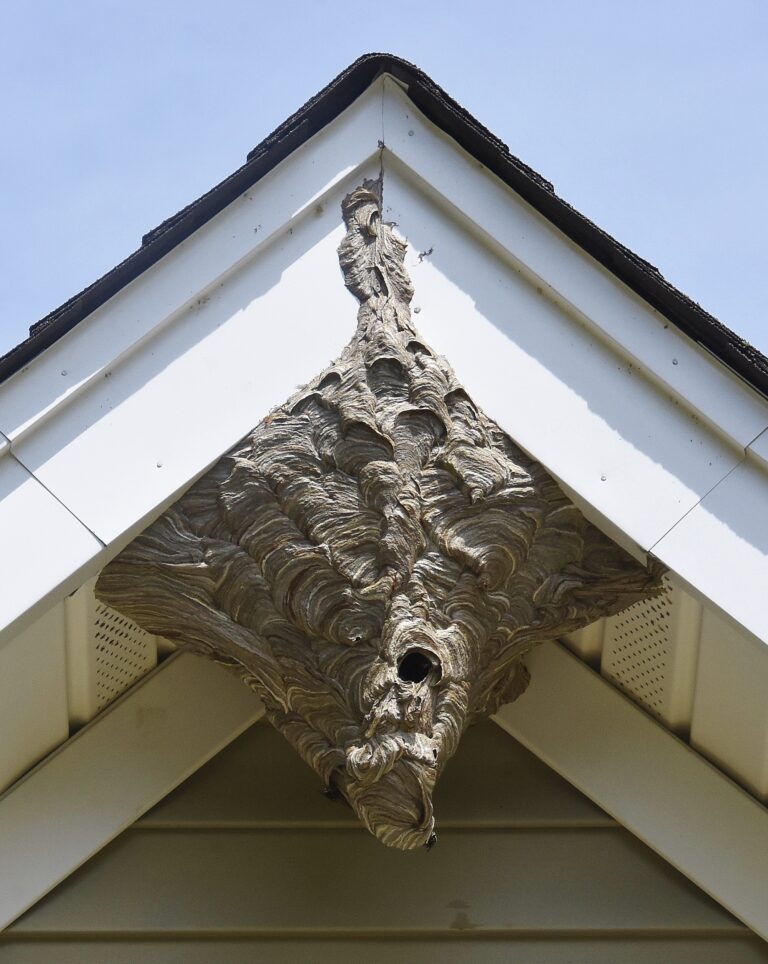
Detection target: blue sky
<box><xmin>2</xmin><ymin>0</ymin><xmax>766</xmax><ymax>356</ymax></box>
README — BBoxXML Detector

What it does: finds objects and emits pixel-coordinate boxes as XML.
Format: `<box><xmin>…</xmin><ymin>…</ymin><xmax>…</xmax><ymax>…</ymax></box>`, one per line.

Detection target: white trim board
<box><xmin>0</xmin><ymin>453</ymin><xmax>103</xmax><ymax>634</ymax></box>
<box><xmin>379</xmin><ymin>78</ymin><xmax>768</xmax><ymax>451</ymax></box>
<box><xmin>0</xmin><ymin>652</ymin><xmax>264</xmax><ymax>931</ymax></box>
<box><xmin>0</xmin><ymin>79</ymin><xmax>384</xmax><ymax>641</ymax></box>
<box><xmin>378</xmin><ymin>78</ymin><xmax>768</xmax><ymax>643</ymax></box>
<box><xmin>382</xmin><ymin>162</ymin><xmax>741</xmax><ymax>552</ymax></box>
<box><xmin>494</xmin><ymin>641</ymin><xmax>768</xmax><ymax>941</ymax></box>
<box><xmin>3</xmin><ymin>639</ymin><xmax>766</xmax><ymax>943</ymax></box>
<box><xmin>0</xmin><ymin>83</ymin><xmax>383</xmax><ymax>448</ymax></box>
<box><xmin>1</xmin><ymin>70</ymin><xmax>767</xmax><ymax>647</ymax></box>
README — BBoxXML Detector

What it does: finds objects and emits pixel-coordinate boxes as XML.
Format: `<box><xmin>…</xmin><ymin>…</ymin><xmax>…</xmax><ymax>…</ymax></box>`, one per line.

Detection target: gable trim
<box><xmin>3</xmin><ymin>639</ymin><xmax>765</xmax><ymax>942</ymax></box>
<box><xmin>3</xmin><ymin>54</ymin><xmax>767</xmax><ymax>400</ymax></box>
<box><xmin>1</xmin><ymin>77</ymin><xmax>767</xmax><ymax>652</ymax></box>
<box><xmin>0</xmin><ymin>652</ymin><xmax>263</xmax><ymax>931</ymax></box>
<box><xmin>378</xmin><ymin>98</ymin><xmax>768</xmax><ymax>643</ymax></box>
<box><xmin>495</xmin><ymin>640</ymin><xmax>768</xmax><ymax>942</ymax></box>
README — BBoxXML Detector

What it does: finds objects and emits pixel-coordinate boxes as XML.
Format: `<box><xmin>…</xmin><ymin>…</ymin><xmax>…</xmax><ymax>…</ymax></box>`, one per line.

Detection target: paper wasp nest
<box><xmin>97</xmin><ymin>180</ymin><xmax>663</xmax><ymax>850</ymax></box>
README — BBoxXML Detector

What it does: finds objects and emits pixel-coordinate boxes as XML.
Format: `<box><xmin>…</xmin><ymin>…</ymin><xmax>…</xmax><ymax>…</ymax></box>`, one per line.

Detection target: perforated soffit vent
<box><xmin>564</xmin><ymin>575</ymin><xmax>703</xmax><ymax>735</ymax></box>
<box><xmin>603</xmin><ymin>579</ymin><xmax>676</xmax><ymax>718</ymax></box>
<box><xmin>65</xmin><ymin>571</ymin><xmax>702</xmax><ymax>734</ymax></box>
<box><xmin>92</xmin><ymin>602</ymin><xmax>156</xmax><ymax>712</ymax></box>
<box><xmin>64</xmin><ymin>579</ymin><xmax>160</xmax><ymax>726</ymax></box>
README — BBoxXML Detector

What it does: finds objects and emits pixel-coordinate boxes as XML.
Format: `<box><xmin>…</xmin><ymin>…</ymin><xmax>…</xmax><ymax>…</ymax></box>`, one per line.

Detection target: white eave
<box><xmin>1</xmin><ymin>640</ymin><xmax>767</xmax><ymax>940</ymax></box>
<box><xmin>1</xmin><ymin>76</ymin><xmax>767</xmax><ymax>648</ymax></box>
<box><xmin>1</xmin><ymin>70</ymin><xmax>768</xmax><ymax>939</ymax></box>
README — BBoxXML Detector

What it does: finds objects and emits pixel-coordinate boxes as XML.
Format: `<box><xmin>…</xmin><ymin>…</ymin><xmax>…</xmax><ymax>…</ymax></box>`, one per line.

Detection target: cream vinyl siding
<box><xmin>3</xmin><ymin>722</ymin><xmax>767</xmax><ymax>963</ymax></box>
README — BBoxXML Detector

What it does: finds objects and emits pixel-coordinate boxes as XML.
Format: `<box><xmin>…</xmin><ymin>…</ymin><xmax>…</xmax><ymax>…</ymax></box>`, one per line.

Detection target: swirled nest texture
<box><xmin>97</xmin><ymin>180</ymin><xmax>663</xmax><ymax>850</ymax></box>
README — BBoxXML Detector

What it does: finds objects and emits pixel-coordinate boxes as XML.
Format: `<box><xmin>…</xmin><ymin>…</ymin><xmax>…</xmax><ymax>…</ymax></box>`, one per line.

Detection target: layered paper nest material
<box><xmin>97</xmin><ymin>180</ymin><xmax>663</xmax><ymax>850</ymax></box>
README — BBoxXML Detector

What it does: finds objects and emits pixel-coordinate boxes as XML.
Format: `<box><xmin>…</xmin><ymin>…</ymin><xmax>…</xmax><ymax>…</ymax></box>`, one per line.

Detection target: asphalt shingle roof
<box><xmin>3</xmin><ymin>53</ymin><xmax>766</xmax><ymax>397</ymax></box>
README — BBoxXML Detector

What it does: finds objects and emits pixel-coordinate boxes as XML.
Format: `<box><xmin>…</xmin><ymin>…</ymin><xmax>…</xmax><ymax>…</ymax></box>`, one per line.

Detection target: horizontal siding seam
<box><xmin>1</xmin><ymin>927</ymin><xmax>752</xmax><ymax>943</ymax></box>
<box><xmin>133</xmin><ymin>819</ymin><xmax>618</xmax><ymax>831</ymax></box>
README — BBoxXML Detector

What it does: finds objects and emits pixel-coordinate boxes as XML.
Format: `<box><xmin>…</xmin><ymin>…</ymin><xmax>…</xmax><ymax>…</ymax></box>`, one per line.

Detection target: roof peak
<box><xmin>3</xmin><ymin>54</ymin><xmax>767</xmax><ymax>397</ymax></box>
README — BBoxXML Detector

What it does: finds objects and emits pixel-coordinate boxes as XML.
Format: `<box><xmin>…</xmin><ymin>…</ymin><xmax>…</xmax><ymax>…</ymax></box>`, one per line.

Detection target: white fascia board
<box><xmin>494</xmin><ymin>641</ymin><xmax>768</xmax><ymax>941</ymax></box>
<box><xmin>380</xmin><ymin>78</ymin><xmax>768</xmax><ymax>643</ymax></box>
<box><xmin>382</xmin><ymin>164</ymin><xmax>738</xmax><ymax>551</ymax></box>
<box><xmin>0</xmin><ymin>84</ymin><xmax>386</xmax><ymax>640</ymax></box>
<box><xmin>381</xmin><ymin>77</ymin><xmax>768</xmax><ymax>450</ymax></box>
<box><xmin>0</xmin><ymin>81</ymin><xmax>384</xmax><ymax>446</ymax></box>
<box><xmin>0</xmin><ymin>605</ymin><xmax>69</xmax><ymax>791</ymax></box>
<box><xmin>11</xmin><ymin>202</ymin><xmax>370</xmax><ymax>544</ymax></box>
<box><xmin>690</xmin><ymin>606</ymin><xmax>768</xmax><ymax>801</ymax></box>
<box><xmin>0</xmin><ymin>452</ymin><xmax>103</xmax><ymax>636</ymax></box>
<box><xmin>653</xmin><ymin>455</ymin><xmax>768</xmax><ymax>643</ymax></box>
<box><xmin>0</xmin><ymin>652</ymin><xmax>263</xmax><ymax>932</ymax></box>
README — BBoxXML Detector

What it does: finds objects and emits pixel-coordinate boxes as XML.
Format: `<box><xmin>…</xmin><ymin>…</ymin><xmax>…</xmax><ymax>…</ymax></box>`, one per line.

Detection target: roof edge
<box><xmin>3</xmin><ymin>53</ymin><xmax>767</xmax><ymax>399</ymax></box>
<box><xmin>0</xmin><ymin>54</ymin><xmax>395</xmax><ymax>383</ymax></box>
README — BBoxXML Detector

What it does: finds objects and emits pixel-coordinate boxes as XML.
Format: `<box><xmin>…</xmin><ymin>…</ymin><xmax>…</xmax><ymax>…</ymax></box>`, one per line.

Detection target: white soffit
<box><xmin>0</xmin><ymin>582</ymin><xmax>164</xmax><ymax>801</ymax></box>
<box><xmin>597</xmin><ymin>574</ymin><xmax>701</xmax><ymax>736</ymax></box>
<box><xmin>378</xmin><ymin>77</ymin><xmax>768</xmax><ymax>644</ymax></box>
<box><xmin>64</xmin><ymin>578</ymin><xmax>160</xmax><ymax>727</ymax></box>
<box><xmin>0</xmin><ymin>606</ymin><xmax>69</xmax><ymax>793</ymax></box>
<box><xmin>0</xmin><ymin>74</ymin><xmax>767</xmax><ymax>647</ymax></box>
<box><xmin>2</xmin><ymin>635</ymin><xmax>765</xmax><ymax>942</ymax></box>
<box><xmin>562</xmin><ymin>575</ymin><xmax>768</xmax><ymax>807</ymax></box>
<box><xmin>0</xmin><ymin>652</ymin><xmax>264</xmax><ymax>931</ymax></box>
<box><xmin>0</xmin><ymin>83</ymin><xmax>384</xmax><ymax>641</ymax></box>
<box><xmin>495</xmin><ymin>641</ymin><xmax>768</xmax><ymax>941</ymax></box>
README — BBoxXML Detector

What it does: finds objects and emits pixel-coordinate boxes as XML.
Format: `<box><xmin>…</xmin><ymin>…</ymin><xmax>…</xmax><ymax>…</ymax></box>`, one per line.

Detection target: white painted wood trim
<box><xmin>63</xmin><ymin>579</ymin><xmax>100</xmax><ymax>726</ymax></box>
<box><xmin>494</xmin><ymin>641</ymin><xmax>768</xmax><ymax>941</ymax></box>
<box><xmin>0</xmin><ymin>83</ymin><xmax>384</xmax><ymax>641</ymax></box>
<box><xmin>378</xmin><ymin>86</ymin><xmax>768</xmax><ymax>643</ymax></box>
<box><xmin>381</xmin><ymin>77</ymin><xmax>768</xmax><ymax>451</ymax></box>
<box><xmin>0</xmin><ymin>652</ymin><xmax>263</xmax><ymax>932</ymax></box>
<box><xmin>0</xmin><ymin>68</ymin><xmax>766</xmax><ymax>650</ymax></box>
<box><xmin>0</xmin><ymin>453</ymin><xmax>103</xmax><ymax>638</ymax></box>
<box><xmin>0</xmin><ymin>82</ymin><xmax>384</xmax><ymax>447</ymax></box>
<box><xmin>0</xmin><ymin>605</ymin><xmax>69</xmax><ymax>794</ymax></box>
<box><xmin>652</xmin><ymin>456</ymin><xmax>768</xmax><ymax>643</ymax></box>
<box><xmin>690</xmin><ymin>607</ymin><xmax>768</xmax><ymax>801</ymax></box>
<box><xmin>382</xmin><ymin>163</ymin><xmax>739</xmax><ymax>555</ymax></box>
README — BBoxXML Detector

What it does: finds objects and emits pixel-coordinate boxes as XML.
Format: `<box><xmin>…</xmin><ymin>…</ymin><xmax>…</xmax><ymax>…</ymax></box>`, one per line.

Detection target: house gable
<box><xmin>1</xmin><ymin>68</ymin><xmax>767</xmax><ymax>648</ymax></box>
<box><xmin>1</xmin><ymin>55</ymin><xmax>768</xmax><ymax>949</ymax></box>
<box><xmin>6</xmin><ymin>718</ymin><xmax>767</xmax><ymax>963</ymax></box>
<box><xmin>1</xmin><ymin>639</ymin><xmax>768</xmax><ymax>940</ymax></box>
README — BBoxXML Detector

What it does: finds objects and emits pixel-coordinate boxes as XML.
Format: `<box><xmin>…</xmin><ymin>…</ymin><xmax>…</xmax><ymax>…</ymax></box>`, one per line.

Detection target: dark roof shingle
<box><xmin>4</xmin><ymin>53</ymin><xmax>766</xmax><ymax>397</ymax></box>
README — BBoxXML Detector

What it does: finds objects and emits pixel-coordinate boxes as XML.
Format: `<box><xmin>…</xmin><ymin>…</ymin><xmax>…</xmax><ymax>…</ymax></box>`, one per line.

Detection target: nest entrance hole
<box><xmin>398</xmin><ymin>651</ymin><xmax>433</xmax><ymax>684</ymax></box>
